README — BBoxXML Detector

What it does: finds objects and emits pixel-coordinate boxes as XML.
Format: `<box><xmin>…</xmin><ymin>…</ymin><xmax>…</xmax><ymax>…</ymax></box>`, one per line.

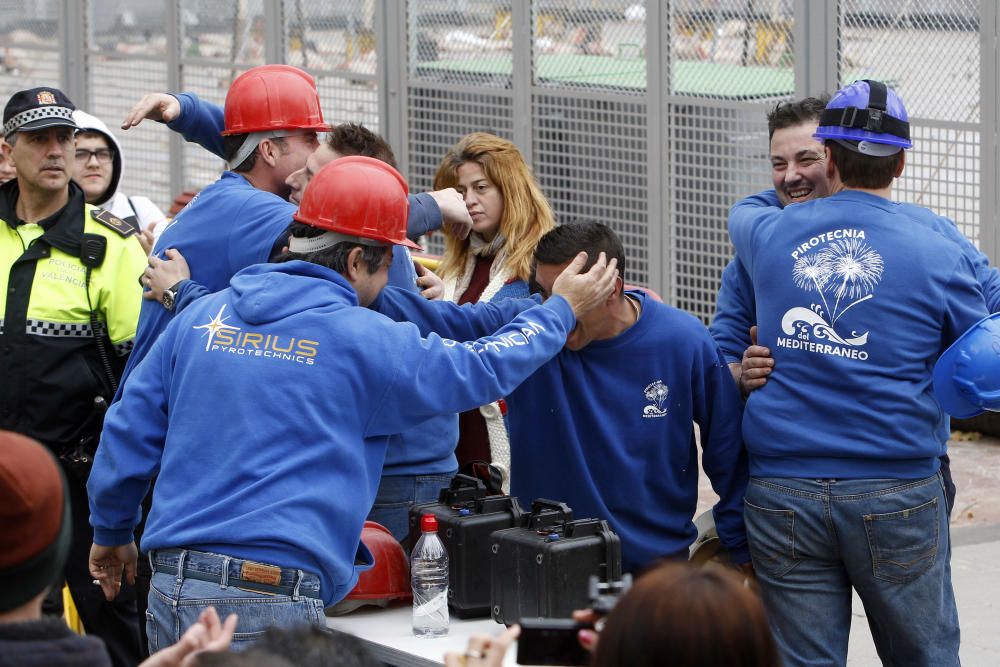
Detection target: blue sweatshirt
<box><xmin>123</xmin><ymin>94</ymin><xmax>459</xmax><ymax>476</ymax></box>
<box><xmin>728</xmin><ymin>190</ymin><xmax>988</xmax><ymax>479</ymax></box>
<box><xmin>371</xmin><ymin>288</ymin><xmax>751</xmax><ymax>570</ymax></box>
<box><xmin>89</xmin><ymin>261</ymin><xmax>577</xmax><ymax>606</ymax></box>
<box><xmin>711</xmin><ymin>189</ymin><xmax>1000</xmax><ymax>365</ymax></box>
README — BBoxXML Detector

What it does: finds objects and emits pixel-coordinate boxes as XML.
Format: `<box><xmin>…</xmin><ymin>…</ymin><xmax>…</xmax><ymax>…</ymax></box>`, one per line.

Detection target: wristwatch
<box><xmin>161</xmin><ymin>281</ymin><xmax>185</xmax><ymax>312</ymax></box>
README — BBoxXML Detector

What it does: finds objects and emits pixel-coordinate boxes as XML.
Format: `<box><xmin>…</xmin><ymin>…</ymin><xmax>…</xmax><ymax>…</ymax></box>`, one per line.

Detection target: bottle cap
<box><xmin>420</xmin><ymin>514</ymin><xmax>438</xmax><ymax>532</ymax></box>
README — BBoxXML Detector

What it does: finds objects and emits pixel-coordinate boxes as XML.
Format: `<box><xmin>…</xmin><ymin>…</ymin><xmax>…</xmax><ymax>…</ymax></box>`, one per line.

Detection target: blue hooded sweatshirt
<box><xmin>371</xmin><ymin>287</ymin><xmax>751</xmax><ymax>571</ymax></box>
<box><xmin>89</xmin><ymin>261</ymin><xmax>577</xmax><ymax>606</ymax></box>
<box><xmin>728</xmin><ymin>190</ymin><xmax>988</xmax><ymax>479</ymax></box>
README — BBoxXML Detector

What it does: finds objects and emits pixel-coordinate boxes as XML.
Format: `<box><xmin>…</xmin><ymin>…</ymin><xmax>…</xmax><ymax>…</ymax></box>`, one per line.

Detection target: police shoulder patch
<box><xmin>91</xmin><ymin>208</ymin><xmax>136</xmax><ymax>237</ymax></box>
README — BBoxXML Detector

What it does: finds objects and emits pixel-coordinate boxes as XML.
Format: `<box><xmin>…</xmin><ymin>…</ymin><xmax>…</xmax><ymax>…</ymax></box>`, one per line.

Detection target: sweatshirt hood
<box><xmin>229</xmin><ymin>261</ymin><xmax>358</xmax><ymax>325</ymax></box>
<box><xmin>72</xmin><ymin>109</ymin><xmax>122</xmax><ymax>206</ymax></box>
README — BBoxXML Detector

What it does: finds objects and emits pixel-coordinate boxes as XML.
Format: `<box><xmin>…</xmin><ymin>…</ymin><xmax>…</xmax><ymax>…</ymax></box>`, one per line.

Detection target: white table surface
<box><xmin>326</xmin><ymin>603</ymin><xmax>520</xmax><ymax>666</ymax></box>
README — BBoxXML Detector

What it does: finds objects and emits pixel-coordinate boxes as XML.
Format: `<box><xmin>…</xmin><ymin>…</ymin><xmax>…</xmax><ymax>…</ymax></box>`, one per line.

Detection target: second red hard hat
<box><xmin>293</xmin><ymin>156</ymin><xmax>422</xmax><ymax>250</ymax></box>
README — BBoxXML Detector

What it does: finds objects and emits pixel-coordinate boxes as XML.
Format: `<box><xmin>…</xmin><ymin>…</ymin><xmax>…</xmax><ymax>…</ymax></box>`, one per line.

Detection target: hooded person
<box><xmin>72</xmin><ymin>109</ymin><xmax>167</xmax><ymax>234</ymax></box>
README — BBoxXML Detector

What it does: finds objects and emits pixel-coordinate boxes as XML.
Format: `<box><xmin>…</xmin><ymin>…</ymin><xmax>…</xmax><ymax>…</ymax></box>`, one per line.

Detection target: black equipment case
<box><xmin>489</xmin><ymin>499</ymin><xmax>622</xmax><ymax>624</ymax></box>
<box><xmin>407</xmin><ymin>474</ymin><xmax>524</xmax><ymax>618</ymax></box>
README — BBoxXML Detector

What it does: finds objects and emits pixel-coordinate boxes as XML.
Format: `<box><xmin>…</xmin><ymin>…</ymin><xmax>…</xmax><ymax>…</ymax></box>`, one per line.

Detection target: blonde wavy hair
<box><xmin>433</xmin><ymin>133</ymin><xmax>555</xmax><ymax>283</ymax></box>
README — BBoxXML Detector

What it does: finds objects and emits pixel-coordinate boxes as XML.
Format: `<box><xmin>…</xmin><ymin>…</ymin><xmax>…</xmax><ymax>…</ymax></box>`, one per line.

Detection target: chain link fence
<box><xmin>0</xmin><ymin>0</ymin><xmax>993</xmax><ymax>322</ymax></box>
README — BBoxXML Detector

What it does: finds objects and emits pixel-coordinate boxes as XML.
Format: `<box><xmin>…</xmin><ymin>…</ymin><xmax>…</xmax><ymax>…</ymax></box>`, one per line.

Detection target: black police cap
<box><xmin>3</xmin><ymin>87</ymin><xmax>77</xmax><ymax>139</ymax></box>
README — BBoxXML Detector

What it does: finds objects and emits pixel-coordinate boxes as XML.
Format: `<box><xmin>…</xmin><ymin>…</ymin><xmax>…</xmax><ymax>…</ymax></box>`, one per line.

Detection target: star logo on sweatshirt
<box><xmin>193</xmin><ymin>304</ymin><xmax>241</xmax><ymax>351</ymax></box>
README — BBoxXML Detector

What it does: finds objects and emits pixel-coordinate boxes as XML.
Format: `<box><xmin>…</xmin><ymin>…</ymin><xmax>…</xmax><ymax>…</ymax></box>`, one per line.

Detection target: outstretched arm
<box><xmin>369</xmin><ymin>253</ymin><xmax>618</xmax><ymax>434</ymax></box>
<box><xmin>122</xmin><ymin>92</ymin><xmax>227</xmax><ymax>158</ymax></box>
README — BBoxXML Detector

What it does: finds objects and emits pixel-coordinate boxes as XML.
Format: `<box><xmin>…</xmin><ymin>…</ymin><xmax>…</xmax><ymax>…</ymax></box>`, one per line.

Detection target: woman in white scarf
<box><xmin>431</xmin><ymin>133</ymin><xmax>556</xmax><ymax>488</ymax></box>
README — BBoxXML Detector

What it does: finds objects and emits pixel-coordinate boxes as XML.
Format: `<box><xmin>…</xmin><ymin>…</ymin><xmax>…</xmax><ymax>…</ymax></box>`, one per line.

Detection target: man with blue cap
<box><xmin>727</xmin><ymin>80</ymin><xmax>986</xmax><ymax>666</ymax></box>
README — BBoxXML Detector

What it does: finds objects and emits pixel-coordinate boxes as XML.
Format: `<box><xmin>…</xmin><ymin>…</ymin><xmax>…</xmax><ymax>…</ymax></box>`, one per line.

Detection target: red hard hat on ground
<box><xmin>292</xmin><ymin>155</ymin><xmax>422</xmax><ymax>250</ymax></box>
<box><xmin>328</xmin><ymin>521</ymin><xmax>412</xmax><ymax>616</ymax></box>
<box><xmin>222</xmin><ymin>64</ymin><xmax>331</xmax><ymax>136</ymax></box>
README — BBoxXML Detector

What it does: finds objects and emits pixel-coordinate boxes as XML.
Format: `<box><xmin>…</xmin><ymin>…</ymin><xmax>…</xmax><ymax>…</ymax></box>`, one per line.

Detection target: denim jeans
<box><xmin>367</xmin><ymin>472</ymin><xmax>455</xmax><ymax>545</ymax></box>
<box><xmin>744</xmin><ymin>474</ymin><xmax>959</xmax><ymax>667</ymax></box>
<box><xmin>146</xmin><ymin>549</ymin><xmax>325</xmax><ymax>654</ymax></box>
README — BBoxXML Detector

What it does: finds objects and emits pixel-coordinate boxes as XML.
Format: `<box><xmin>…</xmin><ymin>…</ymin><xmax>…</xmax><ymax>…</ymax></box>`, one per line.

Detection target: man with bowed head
<box><xmin>87</xmin><ymin>155</ymin><xmax>619</xmax><ymax>648</ymax></box>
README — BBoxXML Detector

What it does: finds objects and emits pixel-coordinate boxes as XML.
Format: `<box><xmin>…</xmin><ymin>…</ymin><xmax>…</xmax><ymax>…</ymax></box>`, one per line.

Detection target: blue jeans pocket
<box><xmin>744</xmin><ymin>498</ymin><xmax>797</xmax><ymax>578</ymax></box>
<box><xmin>864</xmin><ymin>497</ymin><xmax>939</xmax><ymax>584</ymax></box>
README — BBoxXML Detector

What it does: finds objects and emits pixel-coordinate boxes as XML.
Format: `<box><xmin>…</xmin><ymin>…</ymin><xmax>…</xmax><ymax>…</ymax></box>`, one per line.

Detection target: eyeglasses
<box><xmin>74</xmin><ymin>148</ymin><xmax>113</xmax><ymax>164</ymax></box>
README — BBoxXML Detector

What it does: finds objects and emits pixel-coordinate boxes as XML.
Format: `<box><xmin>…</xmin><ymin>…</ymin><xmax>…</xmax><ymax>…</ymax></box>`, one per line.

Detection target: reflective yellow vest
<box><xmin>0</xmin><ymin>181</ymin><xmax>147</xmax><ymax>450</ymax></box>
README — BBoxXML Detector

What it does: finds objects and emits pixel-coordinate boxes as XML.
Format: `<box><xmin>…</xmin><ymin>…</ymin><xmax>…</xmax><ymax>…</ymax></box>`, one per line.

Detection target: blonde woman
<box><xmin>433</xmin><ymin>132</ymin><xmax>556</xmax><ymax>480</ymax></box>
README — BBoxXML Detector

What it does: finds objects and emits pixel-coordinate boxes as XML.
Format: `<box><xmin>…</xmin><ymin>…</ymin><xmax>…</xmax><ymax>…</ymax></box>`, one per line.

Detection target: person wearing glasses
<box><xmin>72</xmin><ymin>110</ymin><xmax>166</xmax><ymax>251</ymax></box>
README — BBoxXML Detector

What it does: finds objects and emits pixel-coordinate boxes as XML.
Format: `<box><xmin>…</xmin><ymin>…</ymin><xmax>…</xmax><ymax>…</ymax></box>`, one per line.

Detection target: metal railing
<box><xmin>0</xmin><ymin>0</ymin><xmax>991</xmax><ymax>321</ymax></box>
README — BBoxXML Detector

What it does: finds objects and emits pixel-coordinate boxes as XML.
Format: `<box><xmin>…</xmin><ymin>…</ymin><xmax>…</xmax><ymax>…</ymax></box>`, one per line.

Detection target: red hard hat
<box><xmin>222</xmin><ymin>64</ymin><xmax>331</xmax><ymax>136</ymax></box>
<box><xmin>293</xmin><ymin>156</ymin><xmax>422</xmax><ymax>250</ymax></box>
<box><xmin>328</xmin><ymin>522</ymin><xmax>412</xmax><ymax>615</ymax></box>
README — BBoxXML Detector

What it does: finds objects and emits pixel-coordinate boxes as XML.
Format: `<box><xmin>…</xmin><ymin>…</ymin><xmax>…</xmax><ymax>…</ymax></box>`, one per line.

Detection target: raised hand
<box><xmin>122</xmin><ymin>93</ymin><xmax>182</xmax><ymax>130</ymax></box>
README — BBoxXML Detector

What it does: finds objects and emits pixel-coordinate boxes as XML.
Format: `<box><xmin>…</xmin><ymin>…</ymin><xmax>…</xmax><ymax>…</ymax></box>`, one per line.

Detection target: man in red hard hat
<box><xmin>87</xmin><ymin>156</ymin><xmax>618</xmax><ymax>648</ymax></box>
<box><xmin>116</xmin><ymin>67</ymin><xmax>468</xmax><ymax>655</ymax></box>
<box><xmin>118</xmin><ymin>65</ymin><xmax>333</xmax><ymax>389</ymax></box>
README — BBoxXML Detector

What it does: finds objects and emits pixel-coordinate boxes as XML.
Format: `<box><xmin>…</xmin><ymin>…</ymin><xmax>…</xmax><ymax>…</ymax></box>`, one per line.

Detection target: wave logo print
<box><xmin>785</xmin><ymin>237</ymin><xmax>883</xmax><ymax>347</ymax></box>
<box><xmin>643</xmin><ymin>380</ymin><xmax>669</xmax><ymax>418</ymax></box>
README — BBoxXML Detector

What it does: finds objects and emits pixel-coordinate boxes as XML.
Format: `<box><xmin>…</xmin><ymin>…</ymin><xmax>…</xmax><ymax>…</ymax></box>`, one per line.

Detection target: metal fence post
<box><xmin>264</xmin><ymin>0</ymin><xmax>286</xmax><ymax>64</ymax></box>
<box><xmin>380</xmin><ymin>0</ymin><xmax>408</xmax><ymax>175</ymax></box>
<box><xmin>166</xmin><ymin>0</ymin><xmax>184</xmax><ymax>201</ymax></box>
<box><xmin>512</xmin><ymin>0</ymin><xmax>532</xmax><ymax>165</ymax></box>
<box><xmin>794</xmin><ymin>0</ymin><xmax>839</xmax><ymax>98</ymax></box>
<box><xmin>647</xmin><ymin>0</ymin><xmax>666</xmax><ymax>298</ymax></box>
<box><xmin>59</xmin><ymin>0</ymin><xmax>88</xmax><ymax>108</ymax></box>
<box><xmin>982</xmin><ymin>0</ymin><xmax>999</xmax><ymax>264</ymax></box>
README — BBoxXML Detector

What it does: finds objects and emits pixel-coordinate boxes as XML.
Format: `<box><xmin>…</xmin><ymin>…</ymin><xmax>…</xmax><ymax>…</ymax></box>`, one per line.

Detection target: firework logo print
<box><xmin>778</xmin><ymin>229</ymin><xmax>883</xmax><ymax>361</ymax></box>
<box><xmin>643</xmin><ymin>380</ymin><xmax>669</xmax><ymax>418</ymax></box>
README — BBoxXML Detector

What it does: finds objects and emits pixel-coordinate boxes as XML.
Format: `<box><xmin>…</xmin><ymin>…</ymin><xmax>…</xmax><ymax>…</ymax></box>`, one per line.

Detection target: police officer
<box><xmin>0</xmin><ymin>87</ymin><xmax>146</xmax><ymax>667</ymax></box>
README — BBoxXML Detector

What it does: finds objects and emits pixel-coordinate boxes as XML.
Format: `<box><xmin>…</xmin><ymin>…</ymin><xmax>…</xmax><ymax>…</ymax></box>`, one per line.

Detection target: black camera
<box><xmin>515</xmin><ymin>574</ymin><xmax>632</xmax><ymax>665</ymax></box>
<box><xmin>516</xmin><ymin>618</ymin><xmax>592</xmax><ymax>666</ymax></box>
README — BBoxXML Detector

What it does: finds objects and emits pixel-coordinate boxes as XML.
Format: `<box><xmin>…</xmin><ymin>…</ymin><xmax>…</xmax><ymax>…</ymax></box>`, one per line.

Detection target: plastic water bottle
<box><xmin>411</xmin><ymin>513</ymin><xmax>449</xmax><ymax>637</ymax></box>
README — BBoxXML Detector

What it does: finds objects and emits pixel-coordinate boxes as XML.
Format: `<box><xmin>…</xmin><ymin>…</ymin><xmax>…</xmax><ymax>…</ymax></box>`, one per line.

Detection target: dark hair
<box><xmin>222</xmin><ymin>134</ymin><xmax>287</xmax><ymax>173</ymax></box>
<box><xmin>276</xmin><ymin>221</ymin><xmax>389</xmax><ymax>275</ymax></box>
<box><xmin>533</xmin><ymin>220</ymin><xmax>626</xmax><ymax>284</ymax></box>
<box><xmin>591</xmin><ymin>563</ymin><xmax>779</xmax><ymax>667</ymax></box>
<box><xmin>191</xmin><ymin>652</ymin><xmax>291</xmax><ymax>667</ymax></box>
<box><xmin>827</xmin><ymin>141</ymin><xmax>902</xmax><ymax>189</ymax></box>
<box><xmin>247</xmin><ymin>625</ymin><xmax>381</xmax><ymax>667</ymax></box>
<box><xmin>328</xmin><ymin>123</ymin><xmax>397</xmax><ymax>168</ymax></box>
<box><xmin>766</xmin><ymin>95</ymin><xmax>830</xmax><ymax>139</ymax></box>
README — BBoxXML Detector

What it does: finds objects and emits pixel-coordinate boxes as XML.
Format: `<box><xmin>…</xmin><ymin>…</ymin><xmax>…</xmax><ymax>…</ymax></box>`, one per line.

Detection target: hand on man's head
<box><xmin>551</xmin><ymin>251</ymin><xmax>619</xmax><ymax>317</ymax></box>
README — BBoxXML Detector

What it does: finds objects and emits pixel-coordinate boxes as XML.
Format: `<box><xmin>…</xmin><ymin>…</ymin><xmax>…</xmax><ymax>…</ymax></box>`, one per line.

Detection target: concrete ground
<box><xmin>697</xmin><ymin>434</ymin><xmax>1000</xmax><ymax>666</ymax></box>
